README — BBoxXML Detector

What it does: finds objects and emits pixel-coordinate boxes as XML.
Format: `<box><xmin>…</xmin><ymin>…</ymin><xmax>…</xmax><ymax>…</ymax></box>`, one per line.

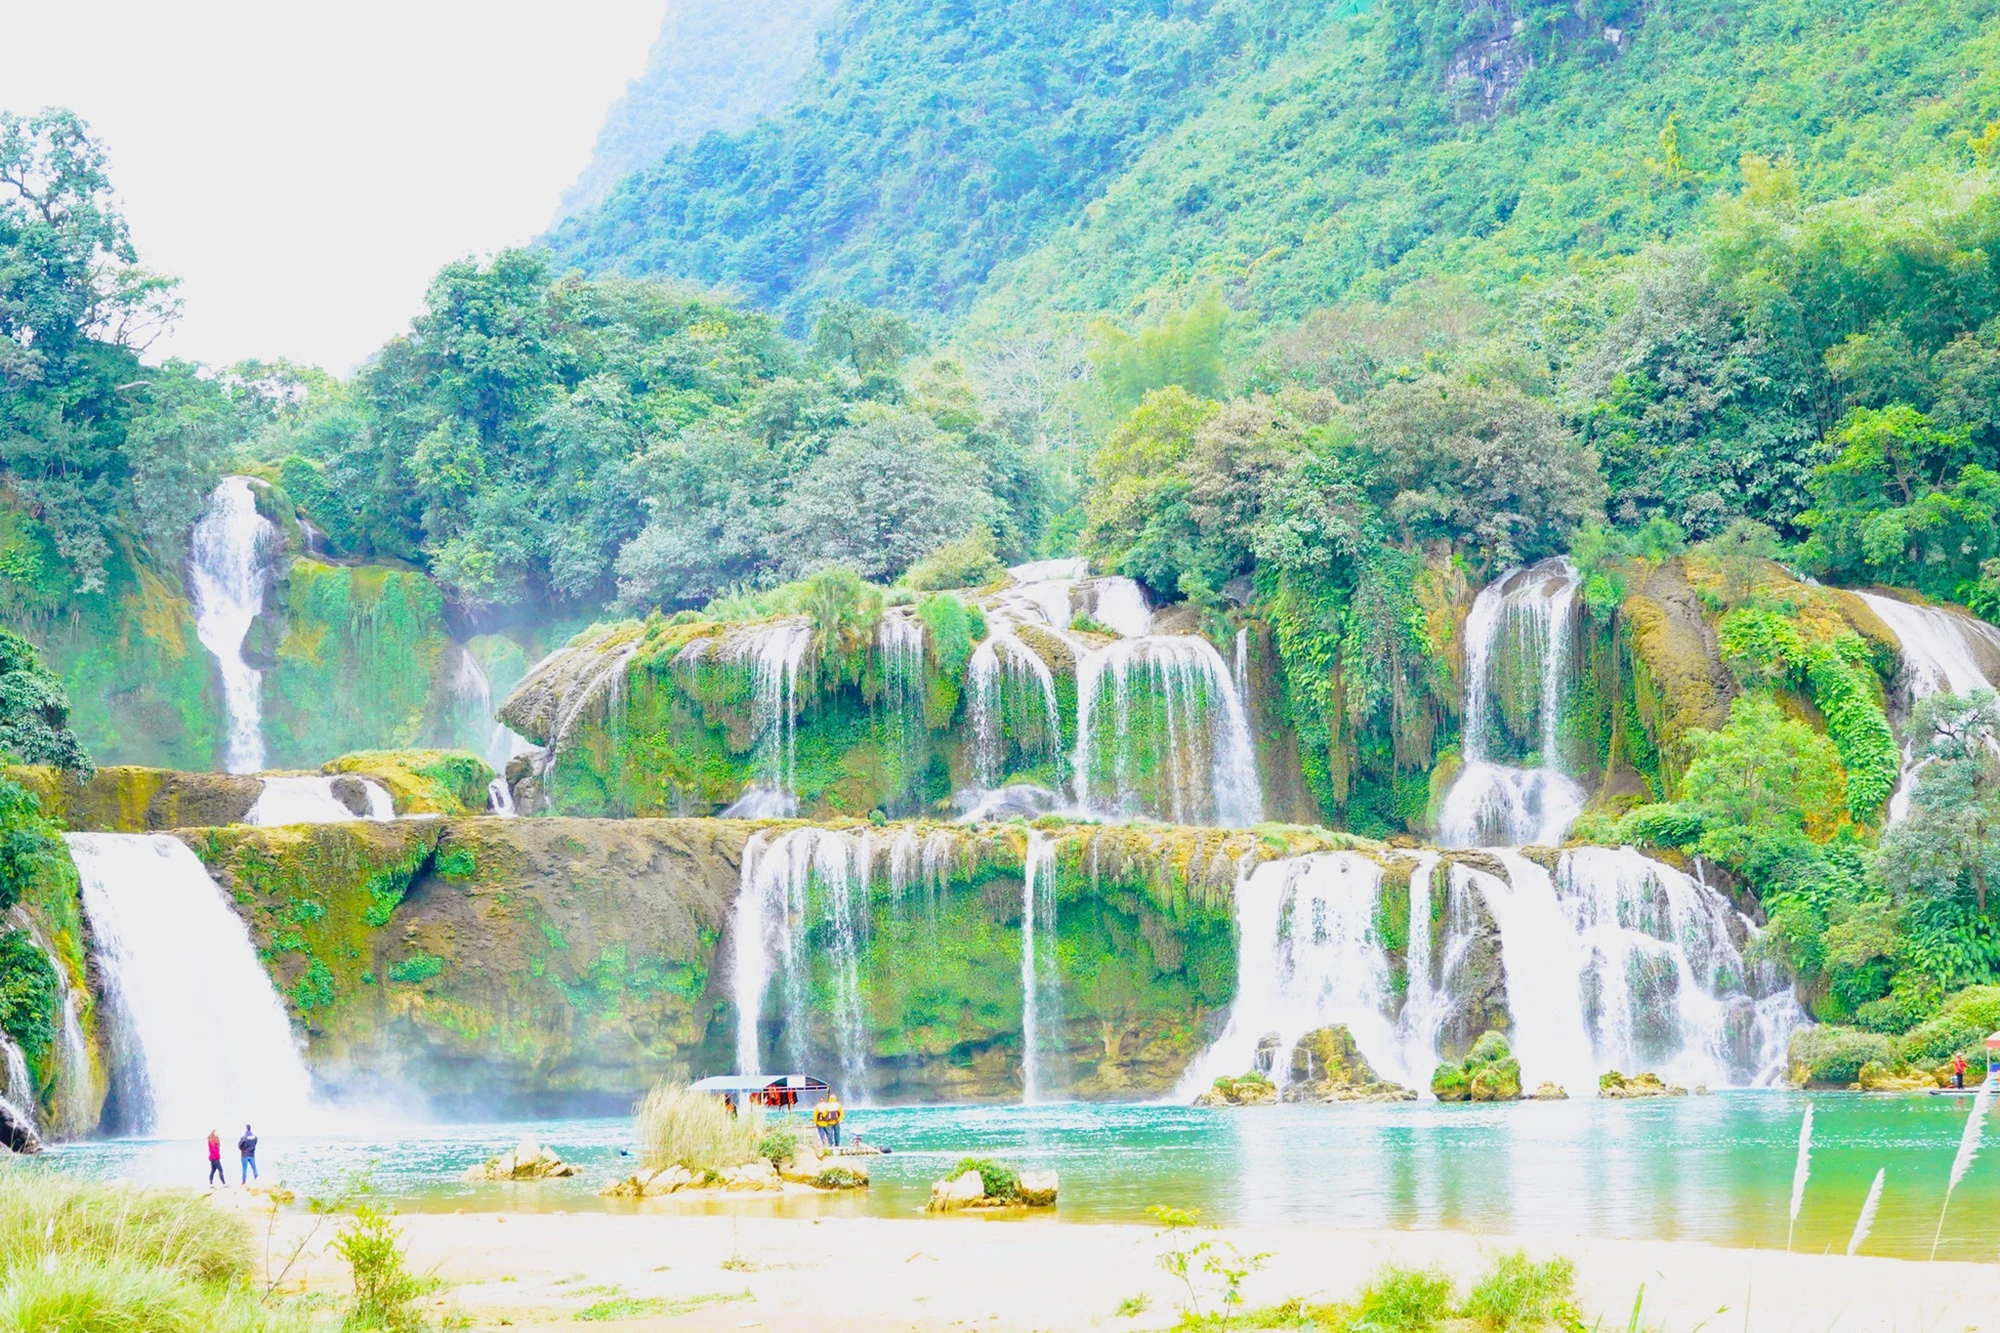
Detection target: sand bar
<box><xmin>269</xmin><ymin>1209</ymin><xmax>2000</xmax><ymax>1331</ymax></box>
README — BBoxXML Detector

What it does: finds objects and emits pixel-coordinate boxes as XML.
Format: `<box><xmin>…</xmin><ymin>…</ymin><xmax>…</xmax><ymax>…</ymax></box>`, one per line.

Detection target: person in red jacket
<box><xmin>206</xmin><ymin>1130</ymin><xmax>225</xmax><ymax>1186</ymax></box>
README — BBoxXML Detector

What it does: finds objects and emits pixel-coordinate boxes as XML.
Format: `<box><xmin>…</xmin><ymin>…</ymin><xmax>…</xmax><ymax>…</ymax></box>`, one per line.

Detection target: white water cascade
<box><xmin>996</xmin><ymin>558</ymin><xmax>1088</xmax><ymax>629</ymax></box>
<box><xmin>722</xmin><ymin>621</ymin><xmax>814</xmax><ymax>818</ymax></box>
<box><xmin>7</xmin><ymin>915</ymin><xmax>92</xmax><ymax>1135</ymax></box>
<box><xmin>1019</xmin><ymin>831</ymin><xmax>1059</xmax><ymax>1102</ymax></box>
<box><xmin>1439</xmin><ymin>560</ymin><xmax>1586</xmax><ymax>847</ymax></box>
<box><xmin>188</xmin><ymin>477</ymin><xmax>275</xmax><ymax>774</ymax></box>
<box><xmin>1853</xmin><ymin>591</ymin><xmax>2000</xmax><ymax>823</ymax></box>
<box><xmin>451</xmin><ymin>646</ymin><xmax>535</xmax><ymax>813</ymax></box>
<box><xmin>1184</xmin><ymin>846</ymin><xmax>1800</xmax><ymax>1099</ymax></box>
<box><xmin>965</xmin><ymin>628</ymin><xmax>1064</xmax><ymax>791</ymax></box>
<box><xmin>732</xmin><ymin>827</ymin><xmax>873</xmax><ymax>1087</ymax></box>
<box><xmin>245</xmin><ymin>775</ymin><xmax>393</xmax><ymax>825</ymax></box>
<box><xmin>67</xmin><ymin>833</ymin><xmax>318</xmax><ymax>1137</ymax></box>
<box><xmin>1074</xmin><ymin>636</ymin><xmax>1264</xmax><ymax>826</ymax></box>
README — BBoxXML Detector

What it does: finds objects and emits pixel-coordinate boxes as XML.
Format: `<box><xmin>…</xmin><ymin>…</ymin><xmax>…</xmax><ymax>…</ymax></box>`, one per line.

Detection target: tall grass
<box><xmin>1786</xmin><ymin>1101</ymin><xmax>1814</xmax><ymax>1251</ymax></box>
<box><xmin>0</xmin><ymin>1169</ymin><xmax>301</xmax><ymax>1332</ymax></box>
<box><xmin>1932</xmin><ymin>1082</ymin><xmax>1990</xmax><ymax>1259</ymax></box>
<box><xmin>637</xmin><ymin>1083</ymin><xmax>766</xmax><ymax>1175</ymax></box>
<box><xmin>1847</xmin><ymin>1168</ymin><xmax>1885</xmax><ymax>1257</ymax></box>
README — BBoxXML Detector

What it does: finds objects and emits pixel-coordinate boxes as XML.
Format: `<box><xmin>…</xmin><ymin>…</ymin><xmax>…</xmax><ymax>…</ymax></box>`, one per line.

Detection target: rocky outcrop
<box><xmin>0</xmin><ymin>1096</ymin><xmax>41</xmax><ymax>1154</ymax></box>
<box><xmin>1597</xmin><ymin>1070</ymin><xmax>1688</xmax><ymax>1099</ymax></box>
<box><xmin>12</xmin><ymin>765</ymin><xmax>264</xmax><ymax>832</ymax></box>
<box><xmin>464</xmin><ymin>1137</ymin><xmax>580</xmax><ymax>1180</ymax></box>
<box><xmin>1432</xmin><ymin>1030</ymin><xmax>1523</xmax><ymax>1101</ymax></box>
<box><xmin>1280</xmin><ymin>1027</ymin><xmax>1416</xmax><ymax>1103</ymax></box>
<box><xmin>1195</xmin><ymin>1073</ymin><xmax>1279</xmax><ymax>1107</ymax></box>
<box><xmin>925</xmin><ymin>1163</ymin><xmax>1056</xmax><ymax>1211</ymax></box>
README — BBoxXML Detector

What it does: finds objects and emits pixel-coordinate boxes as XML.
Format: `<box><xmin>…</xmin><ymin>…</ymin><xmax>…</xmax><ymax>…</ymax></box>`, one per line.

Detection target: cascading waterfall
<box><xmin>732</xmin><ymin>827</ymin><xmax>873</xmax><ymax>1088</ymax></box>
<box><xmin>1019</xmin><ymin>831</ymin><xmax>1059</xmax><ymax>1102</ymax></box>
<box><xmin>997</xmin><ymin>558</ymin><xmax>1087</xmax><ymax>629</ymax></box>
<box><xmin>1439</xmin><ymin>560</ymin><xmax>1586</xmax><ymax>847</ymax></box>
<box><xmin>245</xmin><ymin>775</ymin><xmax>393</xmax><ymax>825</ymax></box>
<box><xmin>1184</xmin><ymin>846</ymin><xmax>1799</xmax><ymax>1099</ymax></box>
<box><xmin>723</xmin><ymin>621</ymin><xmax>814</xmax><ymax>818</ymax></box>
<box><xmin>1176</xmin><ymin>852</ymin><xmax>1410</xmax><ymax>1096</ymax></box>
<box><xmin>1074</xmin><ymin>636</ymin><xmax>1263</xmax><ymax>826</ymax></box>
<box><xmin>452</xmin><ymin>646</ymin><xmax>534</xmax><ymax>811</ymax></box>
<box><xmin>67</xmin><ymin>833</ymin><xmax>318</xmax><ymax>1137</ymax></box>
<box><xmin>1083</xmin><ymin>576</ymin><xmax>1154</xmax><ymax>638</ymax></box>
<box><xmin>188</xmin><ymin>476</ymin><xmax>275</xmax><ymax>774</ymax></box>
<box><xmin>965</xmin><ymin>628</ymin><xmax>1064</xmax><ymax>791</ymax></box>
<box><xmin>1853</xmin><ymin>591</ymin><xmax>2000</xmax><ymax>823</ymax></box>
<box><xmin>6</xmin><ymin>917</ymin><xmax>92</xmax><ymax>1135</ymax></box>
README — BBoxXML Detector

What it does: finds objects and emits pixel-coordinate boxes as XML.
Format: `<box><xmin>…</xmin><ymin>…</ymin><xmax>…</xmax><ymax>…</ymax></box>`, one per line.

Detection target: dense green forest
<box><xmin>7</xmin><ymin>0</ymin><xmax>2000</xmax><ymax>1058</ymax></box>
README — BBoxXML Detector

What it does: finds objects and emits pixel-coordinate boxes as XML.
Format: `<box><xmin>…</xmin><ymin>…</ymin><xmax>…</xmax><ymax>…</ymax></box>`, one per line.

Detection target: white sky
<box><xmin>0</xmin><ymin>1</ymin><xmax>669</xmax><ymax>372</ymax></box>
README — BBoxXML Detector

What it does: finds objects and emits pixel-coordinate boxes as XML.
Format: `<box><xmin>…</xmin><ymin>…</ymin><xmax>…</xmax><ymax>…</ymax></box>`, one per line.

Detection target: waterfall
<box><xmin>732</xmin><ymin>828</ymin><xmax>872</xmax><ymax>1088</ymax></box>
<box><xmin>1074</xmin><ymin>636</ymin><xmax>1263</xmax><ymax>826</ymax></box>
<box><xmin>1175</xmin><ymin>852</ymin><xmax>1410</xmax><ymax>1096</ymax></box>
<box><xmin>1082</xmin><ymin>576</ymin><xmax>1154</xmax><ymax>638</ymax></box>
<box><xmin>246</xmin><ymin>775</ymin><xmax>393</xmax><ymax>825</ymax></box>
<box><xmin>7</xmin><ymin>916</ymin><xmax>93</xmax><ymax>1135</ymax></box>
<box><xmin>965</xmin><ymin>628</ymin><xmax>1064</xmax><ymax>791</ymax></box>
<box><xmin>1852</xmin><ymin>591</ymin><xmax>2000</xmax><ymax>823</ymax></box>
<box><xmin>1019</xmin><ymin>831</ymin><xmax>1059</xmax><ymax>1102</ymax></box>
<box><xmin>1439</xmin><ymin>560</ymin><xmax>1586</xmax><ymax>847</ymax></box>
<box><xmin>998</xmin><ymin>558</ymin><xmax>1087</xmax><ymax>628</ymax></box>
<box><xmin>0</xmin><ymin>1032</ymin><xmax>33</xmax><ymax>1135</ymax></box>
<box><xmin>67</xmin><ymin>833</ymin><xmax>317</xmax><ymax>1137</ymax></box>
<box><xmin>453</xmin><ymin>645</ymin><xmax>536</xmax><ymax>778</ymax></box>
<box><xmin>188</xmin><ymin>477</ymin><xmax>276</xmax><ymax>774</ymax></box>
<box><xmin>1182</xmin><ymin>846</ymin><xmax>1799</xmax><ymax>1100</ymax></box>
<box><xmin>722</xmin><ymin>621</ymin><xmax>813</xmax><ymax>818</ymax></box>
<box><xmin>1397</xmin><ymin>853</ymin><xmax>1447</xmax><ymax>1092</ymax></box>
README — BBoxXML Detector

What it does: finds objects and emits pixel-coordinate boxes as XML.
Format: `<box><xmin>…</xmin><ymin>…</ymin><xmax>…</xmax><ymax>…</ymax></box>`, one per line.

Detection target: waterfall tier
<box><xmin>1074</xmin><ymin>635</ymin><xmax>1263</xmax><ymax>827</ymax></box>
<box><xmin>246</xmin><ymin>775</ymin><xmax>394</xmax><ymax>825</ymax></box>
<box><xmin>188</xmin><ymin>477</ymin><xmax>276</xmax><ymax>775</ymax></box>
<box><xmin>67</xmin><ymin>833</ymin><xmax>318</xmax><ymax>1137</ymax></box>
<box><xmin>1183</xmin><ymin>845</ymin><xmax>1799</xmax><ymax>1099</ymax></box>
<box><xmin>1853</xmin><ymin>591</ymin><xmax>2000</xmax><ymax>823</ymax></box>
<box><xmin>1440</xmin><ymin>560</ymin><xmax>1586</xmax><ymax>847</ymax></box>
<box><xmin>721</xmin><ymin>621</ymin><xmax>814</xmax><ymax>817</ymax></box>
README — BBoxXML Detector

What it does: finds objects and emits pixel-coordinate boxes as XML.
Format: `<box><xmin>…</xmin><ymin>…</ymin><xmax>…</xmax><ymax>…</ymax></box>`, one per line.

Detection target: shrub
<box><xmin>810</xmin><ymin>1167</ymin><xmax>866</xmax><ymax>1190</ymax></box>
<box><xmin>757</xmin><ymin>1123</ymin><xmax>803</xmax><ymax>1165</ymax></box>
<box><xmin>953</xmin><ymin>1157</ymin><xmax>1021</xmax><ymax>1201</ymax></box>
<box><xmin>387</xmin><ymin>953</ymin><xmax>444</xmax><ymax>985</ymax></box>
<box><xmin>1459</xmin><ymin>1251</ymin><xmax>1581</xmax><ymax>1332</ymax></box>
<box><xmin>1787</xmin><ymin>1025</ymin><xmax>1893</xmax><ymax>1086</ymax></box>
<box><xmin>902</xmin><ymin>527</ymin><xmax>1005</xmax><ymax>591</ymax></box>
<box><xmin>1900</xmin><ymin>985</ymin><xmax>2000</xmax><ymax>1064</ymax></box>
<box><xmin>1612</xmin><ymin>802</ymin><xmax>1706</xmax><ymax>850</ymax></box>
<box><xmin>1465</xmin><ymin>1031</ymin><xmax>1511</xmax><ymax>1066</ymax></box>
<box><xmin>331</xmin><ymin>1204</ymin><xmax>431</xmax><ymax>1332</ymax></box>
<box><xmin>637</xmin><ymin>1082</ymin><xmax>765</xmax><ymax>1176</ymax></box>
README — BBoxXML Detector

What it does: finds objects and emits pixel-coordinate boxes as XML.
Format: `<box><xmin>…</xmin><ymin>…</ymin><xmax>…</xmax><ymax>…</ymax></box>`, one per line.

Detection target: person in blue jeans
<box><xmin>238</xmin><ymin>1124</ymin><xmax>259</xmax><ymax>1183</ymax></box>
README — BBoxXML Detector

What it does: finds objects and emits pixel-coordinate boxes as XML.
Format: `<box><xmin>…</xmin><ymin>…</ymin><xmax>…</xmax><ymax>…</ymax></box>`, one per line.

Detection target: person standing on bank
<box><xmin>206</xmin><ymin>1130</ymin><xmax>226</xmax><ymax>1186</ymax></box>
<box><xmin>239</xmin><ymin>1124</ymin><xmax>259</xmax><ymax>1183</ymax></box>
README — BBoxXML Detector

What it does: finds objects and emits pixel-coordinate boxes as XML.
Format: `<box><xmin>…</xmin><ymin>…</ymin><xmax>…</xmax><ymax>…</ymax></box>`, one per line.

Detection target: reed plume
<box><xmin>1931</xmin><ymin>1082</ymin><xmax>1990</xmax><ymax>1259</ymax></box>
<box><xmin>1786</xmin><ymin>1101</ymin><xmax>1814</xmax><ymax>1251</ymax></box>
<box><xmin>1846</xmin><ymin>1168</ymin><xmax>1884</xmax><ymax>1257</ymax></box>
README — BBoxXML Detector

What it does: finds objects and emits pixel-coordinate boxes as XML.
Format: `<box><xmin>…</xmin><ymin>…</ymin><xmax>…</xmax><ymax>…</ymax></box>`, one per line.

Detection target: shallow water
<box><xmin>31</xmin><ymin>1094</ymin><xmax>2000</xmax><ymax>1261</ymax></box>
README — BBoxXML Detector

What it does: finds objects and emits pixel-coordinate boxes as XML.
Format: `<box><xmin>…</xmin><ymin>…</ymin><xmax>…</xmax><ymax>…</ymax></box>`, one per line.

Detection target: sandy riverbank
<box><xmin>267</xmin><ymin>1209</ymin><xmax>2000</xmax><ymax>1331</ymax></box>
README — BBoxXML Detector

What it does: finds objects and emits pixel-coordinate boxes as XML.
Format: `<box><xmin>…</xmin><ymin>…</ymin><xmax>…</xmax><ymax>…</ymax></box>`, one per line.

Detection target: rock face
<box><xmin>168</xmin><ymin>815</ymin><xmax>1333</xmax><ymax>1110</ymax></box>
<box><xmin>0</xmin><ymin>1097</ymin><xmax>42</xmax><ymax>1154</ymax></box>
<box><xmin>464</xmin><ymin>1138</ymin><xmax>579</xmax><ymax>1180</ymax></box>
<box><xmin>1432</xmin><ymin>1030</ymin><xmax>1524</xmax><ymax>1102</ymax></box>
<box><xmin>13</xmin><ymin>765</ymin><xmax>264</xmax><ymax>832</ymax></box>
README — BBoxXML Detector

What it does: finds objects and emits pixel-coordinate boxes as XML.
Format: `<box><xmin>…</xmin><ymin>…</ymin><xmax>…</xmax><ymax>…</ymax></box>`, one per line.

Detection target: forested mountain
<box><xmin>556</xmin><ymin>0</ymin><xmax>842</xmax><ymax>219</ymax></box>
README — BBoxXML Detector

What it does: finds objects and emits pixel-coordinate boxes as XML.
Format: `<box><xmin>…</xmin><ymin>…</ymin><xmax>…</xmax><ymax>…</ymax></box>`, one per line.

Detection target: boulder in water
<box><xmin>465</xmin><ymin>1138</ymin><xmax>579</xmax><ymax>1181</ymax></box>
<box><xmin>1194</xmin><ymin>1073</ymin><xmax>1278</xmax><ymax>1107</ymax></box>
<box><xmin>1433</xmin><ymin>1030</ymin><xmax>1524</xmax><ymax>1102</ymax></box>
<box><xmin>927</xmin><ymin>1169</ymin><xmax>987</xmax><ymax>1211</ymax></box>
<box><xmin>1016</xmin><ymin>1170</ymin><xmax>1059</xmax><ymax>1207</ymax></box>
<box><xmin>1529</xmin><ymin>1082</ymin><xmax>1569</xmax><ymax>1100</ymax></box>
<box><xmin>1278</xmin><ymin>1027</ymin><xmax>1416</xmax><ymax>1103</ymax></box>
<box><xmin>1597</xmin><ymin>1070</ymin><xmax>1687</xmax><ymax>1099</ymax></box>
<box><xmin>0</xmin><ymin>1097</ymin><xmax>39</xmax><ymax>1154</ymax></box>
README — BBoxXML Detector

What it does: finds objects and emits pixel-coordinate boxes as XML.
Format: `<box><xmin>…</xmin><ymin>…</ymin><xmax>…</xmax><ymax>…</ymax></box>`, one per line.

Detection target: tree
<box><xmin>1675</xmin><ymin>693</ymin><xmax>1850</xmax><ymax>863</ymax></box>
<box><xmin>1089</xmin><ymin>290</ymin><xmax>1229</xmax><ymax>416</ymax></box>
<box><xmin>772</xmin><ymin>412</ymin><xmax>996</xmax><ymax>582</ymax></box>
<box><xmin>1877</xmin><ymin>692</ymin><xmax>2000</xmax><ymax>911</ymax></box>
<box><xmin>0</xmin><ymin>108</ymin><xmax>181</xmax><ymax>592</ymax></box>
<box><xmin>0</xmin><ymin>628</ymin><xmax>91</xmax><ymax>776</ymax></box>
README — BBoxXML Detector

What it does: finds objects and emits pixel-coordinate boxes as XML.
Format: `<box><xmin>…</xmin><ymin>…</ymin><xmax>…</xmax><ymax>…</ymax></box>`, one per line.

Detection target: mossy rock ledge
<box><xmin>1431</xmin><ymin>1030</ymin><xmax>1523</xmax><ymax>1102</ymax></box>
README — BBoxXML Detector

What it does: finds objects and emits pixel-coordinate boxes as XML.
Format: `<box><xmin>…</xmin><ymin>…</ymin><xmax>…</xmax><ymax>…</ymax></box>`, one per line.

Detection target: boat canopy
<box><xmin>688</xmin><ymin>1074</ymin><xmax>831</xmax><ymax>1107</ymax></box>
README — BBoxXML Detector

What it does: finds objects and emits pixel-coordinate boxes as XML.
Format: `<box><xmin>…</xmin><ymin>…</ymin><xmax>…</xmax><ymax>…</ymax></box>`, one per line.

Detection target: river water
<box><xmin>31</xmin><ymin>1094</ymin><xmax>2000</xmax><ymax>1261</ymax></box>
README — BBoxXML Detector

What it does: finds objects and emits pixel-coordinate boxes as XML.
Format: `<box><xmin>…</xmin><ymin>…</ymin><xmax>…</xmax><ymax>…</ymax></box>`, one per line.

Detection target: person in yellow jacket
<box><xmin>813</xmin><ymin>1093</ymin><xmax>844</xmax><ymax>1147</ymax></box>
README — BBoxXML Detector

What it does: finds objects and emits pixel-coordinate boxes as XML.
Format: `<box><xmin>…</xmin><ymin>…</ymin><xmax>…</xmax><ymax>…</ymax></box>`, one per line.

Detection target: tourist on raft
<box><xmin>239</xmin><ymin>1124</ymin><xmax>259</xmax><ymax>1182</ymax></box>
<box><xmin>814</xmin><ymin>1094</ymin><xmax>844</xmax><ymax>1147</ymax></box>
<box><xmin>206</xmin><ymin>1130</ymin><xmax>225</xmax><ymax>1186</ymax></box>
